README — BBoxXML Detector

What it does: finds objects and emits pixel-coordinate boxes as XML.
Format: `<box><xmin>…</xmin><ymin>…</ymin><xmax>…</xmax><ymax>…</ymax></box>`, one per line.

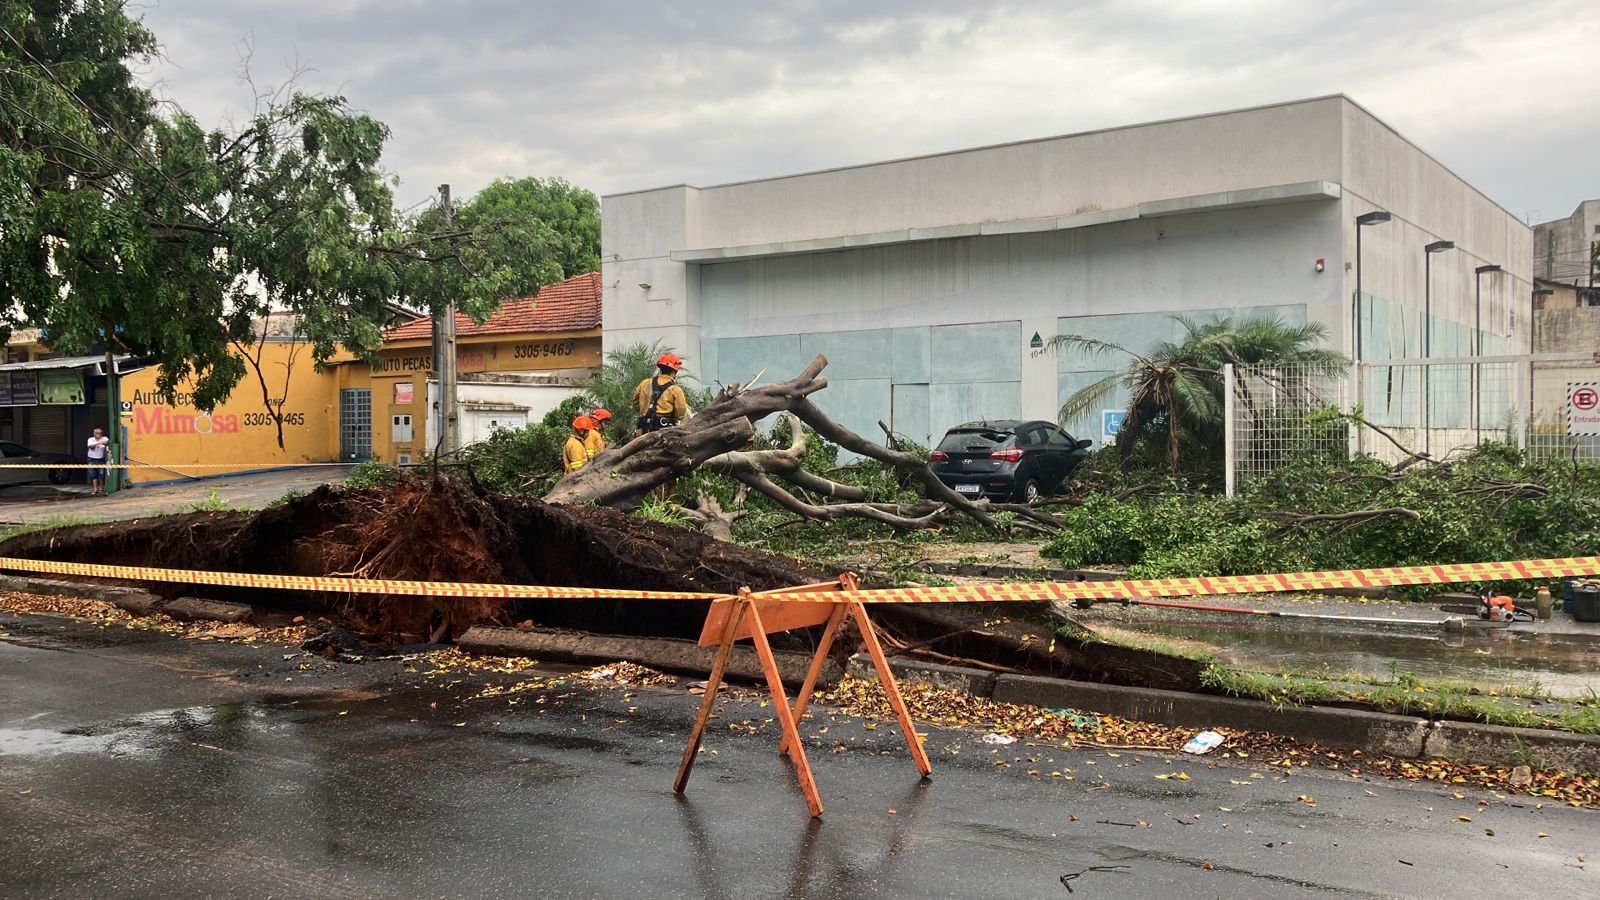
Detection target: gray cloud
<box><xmin>133</xmin><ymin>0</ymin><xmax>1597</xmax><ymax>222</ymax></box>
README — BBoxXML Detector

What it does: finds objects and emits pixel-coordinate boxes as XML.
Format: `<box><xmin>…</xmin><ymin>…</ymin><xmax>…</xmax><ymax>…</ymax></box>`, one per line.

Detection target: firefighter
<box><xmin>586</xmin><ymin>408</ymin><xmax>613</xmax><ymax>456</ymax></box>
<box><xmin>631</xmin><ymin>352</ymin><xmax>691</xmax><ymax>436</ymax></box>
<box><xmin>564</xmin><ymin>415</ymin><xmax>596</xmax><ymax>473</ymax></box>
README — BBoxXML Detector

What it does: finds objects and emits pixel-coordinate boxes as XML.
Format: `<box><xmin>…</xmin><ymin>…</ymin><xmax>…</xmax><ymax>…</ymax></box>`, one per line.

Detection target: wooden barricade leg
<box><xmin>745</xmin><ymin>601</ymin><xmax>825</xmax><ymax>817</ymax></box>
<box><xmin>848</xmin><ymin>598</ymin><xmax>933</xmax><ymax>778</ymax></box>
<box><xmin>778</xmin><ymin>601</ymin><xmax>848</xmax><ymax>758</ymax></box>
<box><xmin>673</xmin><ymin>595</ymin><xmax>749</xmax><ymax>794</ymax></box>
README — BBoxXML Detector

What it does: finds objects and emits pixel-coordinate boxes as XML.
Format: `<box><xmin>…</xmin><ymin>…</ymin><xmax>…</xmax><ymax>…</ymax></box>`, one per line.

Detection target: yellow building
<box><xmin>119</xmin><ymin>339</ymin><xmax>351</xmax><ymax>476</ymax></box>
<box><xmin>358</xmin><ymin>271</ymin><xmax>601</xmax><ymax>464</ymax></box>
<box><xmin>118</xmin><ymin>271</ymin><xmax>603</xmax><ymax>476</ymax></box>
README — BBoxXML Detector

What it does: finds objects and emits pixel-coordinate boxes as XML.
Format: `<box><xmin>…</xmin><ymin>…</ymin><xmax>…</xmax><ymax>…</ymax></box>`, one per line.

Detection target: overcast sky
<box><xmin>133</xmin><ymin>0</ymin><xmax>1596</xmax><ymax>223</ymax></box>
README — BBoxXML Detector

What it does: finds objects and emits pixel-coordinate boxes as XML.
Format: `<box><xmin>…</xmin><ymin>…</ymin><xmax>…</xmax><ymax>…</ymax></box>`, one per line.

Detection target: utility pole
<box><xmin>432</xmin><ymin>184</ymin><xmax>460</xmax><ymax>456</ymax></box>
<box><xmin>103</xmin><ymin>343</ymin><xmax>121</xmax><ymax>494</ymax></box>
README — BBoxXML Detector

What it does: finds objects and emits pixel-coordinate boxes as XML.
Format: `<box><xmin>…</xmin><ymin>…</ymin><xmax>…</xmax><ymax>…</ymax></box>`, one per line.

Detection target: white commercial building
<box><xmin>601</xmin><ymin>96</ymin><xmax>1532</xmax><ymax>447</ymax></box>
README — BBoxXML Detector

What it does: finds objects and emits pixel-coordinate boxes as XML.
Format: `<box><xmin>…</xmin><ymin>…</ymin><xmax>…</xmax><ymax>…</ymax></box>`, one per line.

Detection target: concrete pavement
<box><xmin>1</xmin><ymin>611</ymin><xmax>1592</xmax><ymax>899</ymax></box>
<box><xmin>0</xmin><ymin>465</ymin><xmax>351</xmax><ymax>526</ymax></box>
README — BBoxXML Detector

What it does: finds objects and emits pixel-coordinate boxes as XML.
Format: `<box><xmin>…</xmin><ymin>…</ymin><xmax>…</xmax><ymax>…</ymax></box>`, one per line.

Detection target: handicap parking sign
<box><xmin>1101</xmin><ymin>410</ymin><xmax>1126</xmax><ymax>447</ymax></box>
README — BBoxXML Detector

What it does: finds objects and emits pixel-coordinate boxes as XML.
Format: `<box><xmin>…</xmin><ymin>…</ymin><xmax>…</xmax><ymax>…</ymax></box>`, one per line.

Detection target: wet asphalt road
<box><xmin>0</xmin><ymin>612</ymin><xmax>1593</xmax><ymax>899</ymax></box>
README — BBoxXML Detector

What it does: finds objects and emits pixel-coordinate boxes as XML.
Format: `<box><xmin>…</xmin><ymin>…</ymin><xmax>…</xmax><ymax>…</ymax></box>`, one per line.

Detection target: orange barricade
<box><xmin>673</xmin><ymin>573</ymin><xmax>931</xmax><ymax>817</ymax></box>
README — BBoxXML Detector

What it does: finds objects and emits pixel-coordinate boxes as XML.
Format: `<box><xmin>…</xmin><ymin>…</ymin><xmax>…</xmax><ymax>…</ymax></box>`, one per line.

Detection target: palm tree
<box><xmin>1051</xmin><ymin>314</ymin><xmax>1347</xmax><ymax>471</ymax></box>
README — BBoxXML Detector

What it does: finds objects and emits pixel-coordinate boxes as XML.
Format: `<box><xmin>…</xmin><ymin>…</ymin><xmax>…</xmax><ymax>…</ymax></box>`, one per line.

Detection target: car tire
<box><xmin>1014</xmin><ymin>478</ymin><xmax>1040</xmax><ymax>504</ymax></box>
<box><xmin>47</xmin><ymin>467</ymin><xmax>71</xmax><ymax>485</ymax></box>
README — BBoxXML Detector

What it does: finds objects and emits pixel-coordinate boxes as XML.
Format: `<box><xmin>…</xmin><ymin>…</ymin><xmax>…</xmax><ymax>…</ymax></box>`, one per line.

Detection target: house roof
<box><xmin>383</xmin><ymin>272</ymin><xmax>601</xmax><ymax>342</ymax></box>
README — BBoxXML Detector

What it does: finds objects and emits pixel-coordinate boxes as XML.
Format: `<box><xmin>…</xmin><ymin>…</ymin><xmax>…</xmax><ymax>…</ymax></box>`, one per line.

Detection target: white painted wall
<box><xmin>602</xmin><ymin>95</ymin><xmax>1531</xmax><ymax>447</ymax></box>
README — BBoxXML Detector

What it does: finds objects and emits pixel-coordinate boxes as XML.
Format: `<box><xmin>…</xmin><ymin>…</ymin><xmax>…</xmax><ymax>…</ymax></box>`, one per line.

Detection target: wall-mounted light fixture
<box><xmin>638</xmin><ymin>282</ymin><xmax>652</xmax><ymax>291</ymax></box>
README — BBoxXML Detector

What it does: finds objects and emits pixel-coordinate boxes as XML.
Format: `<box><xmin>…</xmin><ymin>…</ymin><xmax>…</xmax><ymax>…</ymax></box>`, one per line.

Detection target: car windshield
<box><xmin>936</xmin><ymin>429</ymin><xmax>1011</xmax><ymax>453</ymax></box>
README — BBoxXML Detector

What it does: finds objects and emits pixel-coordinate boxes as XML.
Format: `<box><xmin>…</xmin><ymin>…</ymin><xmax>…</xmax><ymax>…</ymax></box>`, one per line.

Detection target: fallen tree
<box><xmin>543</xmin><ymin>354</ymin><xmax>1058</xmax><ymax>533</ymax></box>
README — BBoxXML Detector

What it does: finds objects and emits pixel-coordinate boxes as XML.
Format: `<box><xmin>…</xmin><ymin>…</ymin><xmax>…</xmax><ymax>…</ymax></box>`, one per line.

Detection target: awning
<box><xmin>0</xmin><ymin>354</ymin><xmax>149</xmax><ymax>375</ymax></box>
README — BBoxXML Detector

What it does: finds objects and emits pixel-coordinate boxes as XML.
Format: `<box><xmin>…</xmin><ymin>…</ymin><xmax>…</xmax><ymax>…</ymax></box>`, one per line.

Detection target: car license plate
<box><xmin>953</xmin><ymin>484</ymin><xmax>981</xmax><ymax>494</ymax></box>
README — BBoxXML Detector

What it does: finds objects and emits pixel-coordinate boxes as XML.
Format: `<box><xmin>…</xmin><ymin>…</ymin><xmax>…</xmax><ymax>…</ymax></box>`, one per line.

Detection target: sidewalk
<box><xmin>0</xmin><ymin>465</ymin><xmax>351</xmax><ymax>526</ymax></box>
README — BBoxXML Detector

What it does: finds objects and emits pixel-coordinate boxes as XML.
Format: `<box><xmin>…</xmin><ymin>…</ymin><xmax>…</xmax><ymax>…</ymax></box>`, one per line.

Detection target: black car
<box><xmin>0</xmin><ymin>440</ymin><xmax>78</xmax><ymax>485</ymax></box>
<box><xmin>930</xmin><ymin>420</ymin><xmax>1091</xmax><ymax>503</ymax></box>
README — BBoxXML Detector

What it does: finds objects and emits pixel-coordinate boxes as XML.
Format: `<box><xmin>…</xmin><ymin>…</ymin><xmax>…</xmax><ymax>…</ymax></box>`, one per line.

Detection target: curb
<box><xmin>0</xmin><ymin>574</ymin><xmax>251</xmax><ymax>622</ymax></box>
<box><xmin>0</xmin><ymin>573</ymin><xmax>164</xmax><ymax>616</ymax></box>
<box><xmin>460</xmin><ymin>626</ymin><xmax>839</xmax><ymax>688</ymax></box>
<box><xmin>846</xmin><ymin>653</ymin><xmax>1599</xmax><ymax>773</ymax></box>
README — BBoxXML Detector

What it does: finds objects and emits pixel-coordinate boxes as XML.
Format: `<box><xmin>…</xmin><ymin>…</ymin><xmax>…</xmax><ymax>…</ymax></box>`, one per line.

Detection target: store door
<box><xmin>339</xmin><ymin>389</ymin><xmax>372</xmax><ymax>461</ymax></box>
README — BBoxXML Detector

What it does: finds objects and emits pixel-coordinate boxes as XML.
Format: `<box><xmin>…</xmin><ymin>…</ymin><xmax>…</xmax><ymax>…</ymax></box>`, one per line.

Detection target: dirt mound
<box><xmin>0</xmin><ymin>477</ymin><xmax>1193</xmax><ymax>688</ymax></box>
<box><xmin>0</xmin><ymin>477</ymin><xmax>823</xmax><ymax>643</ymax></box>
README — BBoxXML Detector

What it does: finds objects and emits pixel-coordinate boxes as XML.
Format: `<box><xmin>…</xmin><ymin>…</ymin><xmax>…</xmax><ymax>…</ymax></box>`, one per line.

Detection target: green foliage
<box><xmin>186</xmin><ymin>487</ymin><xmax>228</xmax><ymax>512</ymax></box>
<box><xmin>266</xmin><ymin>489</ymin><xmax>307</xmax><ymax>509</ymax></box>
<box><xmin>1044</xmin><ymin>445</ymin><xmax>1600</xmax><ymax>590</ymax></box>
<box><xmin>0</xmin><ymin>514</ymin><xmax>104</xmax><ymax>543</ymax></box>
<box><xmin>458</xmin><ymin>419</ymin><xmax>568</xmax><ymax>496</ymax></box>
<box><xmin>541</xmin><ymin>395</ymin><xmax>591</xmax><ymax>430</ymax></box>
<box><xmin>0</xmin><ymin>3</ymin><xmax>593</xmax><ymax>413</ymax></box>
<box><xmin>345</xmin><ymin>458</ymin><xmax>406</xmax><ymax>491</ymax></box>
<box><xmin>1051</xmin><ymin>314</ymin><xmax>1346</xmax><ymax>473</ymax></box>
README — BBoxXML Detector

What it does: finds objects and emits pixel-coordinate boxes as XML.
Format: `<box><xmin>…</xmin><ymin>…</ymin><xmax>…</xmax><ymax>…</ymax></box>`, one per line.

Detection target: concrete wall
<box><xmin>699</xmin><ymin>201</ymin><xmax>1340</xmax><ymax>444</ymax></box>
<box><xmin>1533</xmin><ymin>199</ymin><xmax>1600</xmax><ymax>282</ymax></box>
<box><xmin>1339</xmin><ymin>101</ymin><xmax>1533</xmax><ymax>363</ymax></box>
<box><xmin>686</xmin><ymin>96</ymin><xmax>1344</xmax><ymax>249</ymax></box>
<box><xmin>603</xmin><ymin>95</ymin><xmax>1532</xmax><ymax>452</ymax></box>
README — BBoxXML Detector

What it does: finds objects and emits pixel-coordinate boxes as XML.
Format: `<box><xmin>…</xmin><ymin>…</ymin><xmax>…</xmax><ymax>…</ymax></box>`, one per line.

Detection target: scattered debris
<box><xmin>827</xmin><ymin>675</ymin><xmax>1600</xmax><ymax>807</ymax></box>
<box><xmin>1059</xmin><ymin>864</ymin><xmax>1130</xmax><ymax>893</ymax></box>
<box><xmin>1181</xmin><ymin>730</ymin><xmax>1225</xmax><ymax>755</ymax></box>
<box><xmin>981</xmin><ymin>733</ymin><xmax>1018</xmax><ymax>745</ymax></box>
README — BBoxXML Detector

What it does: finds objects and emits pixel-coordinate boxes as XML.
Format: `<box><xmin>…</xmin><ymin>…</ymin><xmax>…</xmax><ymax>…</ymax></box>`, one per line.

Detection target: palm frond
<box><xmin>1057</xmin><ymin>373</ymin><xmax>1127</xmax><ymax>423</ymax></box>
<box><xmin>1046</xmin><ymin>333</ymin><xmax>1135</xmax><ymax>361</ymax></box>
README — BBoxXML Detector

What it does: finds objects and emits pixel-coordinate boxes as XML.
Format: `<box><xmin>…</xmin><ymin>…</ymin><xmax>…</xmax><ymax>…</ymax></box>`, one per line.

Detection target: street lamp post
<box><xmin>1472</xmin><ymin>264</ymin><xmax>1501</xmax><ymax>439</ymax></box>
<box><xmin>1354</xmin><ymin>211</ymin><xmax>1391</xmax><ymax>361</ymax></box>
<box><xmin>1422</xmin><ymin>240</ymin><xmax>1454</xmax><ymax>455</ymax></box>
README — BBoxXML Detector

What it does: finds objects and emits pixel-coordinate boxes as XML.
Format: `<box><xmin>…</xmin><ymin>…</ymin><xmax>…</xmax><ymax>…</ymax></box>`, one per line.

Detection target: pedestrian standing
<box><xmin>86</xmin><ymin>427</ymin><xmax>109</xmax><ymax>495</ymax></box>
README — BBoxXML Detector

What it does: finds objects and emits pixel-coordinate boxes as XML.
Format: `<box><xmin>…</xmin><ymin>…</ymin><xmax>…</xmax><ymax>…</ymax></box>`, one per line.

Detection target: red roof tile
<box><xmin>383</xmin><ymin>271</ymin><xmax>602</xmax><ymax>342</ymax></box>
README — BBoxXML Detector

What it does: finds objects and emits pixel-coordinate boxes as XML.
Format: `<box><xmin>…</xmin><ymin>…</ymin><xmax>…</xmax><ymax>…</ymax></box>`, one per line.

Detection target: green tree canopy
<box><xmin>0</xmin><ymin>0</ymin><xmax>593</xmax><ymax>412</ymax></box>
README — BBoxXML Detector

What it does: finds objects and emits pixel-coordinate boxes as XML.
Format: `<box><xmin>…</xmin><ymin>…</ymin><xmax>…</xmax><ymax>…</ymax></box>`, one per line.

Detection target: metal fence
<box><xmin>1225</xmin><ymin>353</ymin><xmax>1600</xmax><ymax>496</ymax></box>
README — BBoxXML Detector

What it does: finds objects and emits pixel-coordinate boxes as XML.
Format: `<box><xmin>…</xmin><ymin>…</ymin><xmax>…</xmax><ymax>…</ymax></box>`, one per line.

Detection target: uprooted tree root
<box><xmin>0</xmin><ymin>475</ymin><xmax>1198</xmax><ymax>688</ymax></box>
<box><xmin>316</xmin><ymin>476</ymin><xmax>516</xmax><ymax>641</ymax></box>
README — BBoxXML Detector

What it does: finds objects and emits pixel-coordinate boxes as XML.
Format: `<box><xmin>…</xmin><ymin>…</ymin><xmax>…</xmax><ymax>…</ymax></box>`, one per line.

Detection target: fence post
<box><xmin>1515</xmin><ymin>356</ymin><xmax>1529</xmax><ymax>452</ymax></box>
<box><xmin>1224</xmin><ymin>363</ymin><xmax>1236</xmax><ymax>499</ymax></box>
<box><xmin>1349</xmin><ymin>362</ymin><xmax>1364</xmax><ymax>458</ymax></box>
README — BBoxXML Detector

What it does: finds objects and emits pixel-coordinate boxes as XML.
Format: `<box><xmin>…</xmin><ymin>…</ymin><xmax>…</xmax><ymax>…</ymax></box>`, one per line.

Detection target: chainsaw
<box><xmin>1478</xmin><ymin>590</ymin><xmax>1534</xmax><ymax>622</ymax></box>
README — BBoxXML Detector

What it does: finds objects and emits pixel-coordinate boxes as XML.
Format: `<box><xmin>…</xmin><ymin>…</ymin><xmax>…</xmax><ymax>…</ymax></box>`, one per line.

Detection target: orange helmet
<box><xmin>573</xmin><ymin>415</ymin><xmax>596</xmax><ymax>431</ymax></box>
<box><xmin>590</xmin><ymin>408</ymin><xmax>612</xmax><ymax>422</ymax></box>
<box><xmin>657</xmin><ymin>352</ymin><xmax>683</xmax><ymax>371</ymax></box>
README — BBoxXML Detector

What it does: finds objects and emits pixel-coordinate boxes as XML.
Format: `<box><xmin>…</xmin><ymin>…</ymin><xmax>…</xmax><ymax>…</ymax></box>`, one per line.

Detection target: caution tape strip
<box><xmin>776</xmin><ymin>557</ymin><xmax>1600</xmax><ymax>604</ymax></box>
<box><xmin>0</xmin><ymin>555</ymin><xmax>1594</xmax><ymax>605</ymax></box>
<box><xmin>0</xmin><ymin>463</ymin><xmax>356</xmax><ymax>469</ymax></box>
<box><xmin>0</xmin><ymin>556</ymin><xmax>726</xmax><ymax>601</ymax></box>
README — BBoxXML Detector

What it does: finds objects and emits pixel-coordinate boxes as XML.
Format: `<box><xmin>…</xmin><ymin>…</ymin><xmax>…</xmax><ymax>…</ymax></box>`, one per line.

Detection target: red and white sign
<box><xmin>1569</xmin><ymin>382</ymin><xmax>1600</xmax><ymax>435</ymax></box>
<box><xmin>394</xmin><ymin>382</ymin><xmax>414</xmax><ymax>405</ymax></box>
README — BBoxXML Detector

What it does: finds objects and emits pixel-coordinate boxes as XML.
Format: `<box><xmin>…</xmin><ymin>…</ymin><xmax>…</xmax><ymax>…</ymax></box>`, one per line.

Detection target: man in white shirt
<box><xmin>86</xmin><ymin>427</ymin><xmax>110</xmax><ymax>496</ymax></box>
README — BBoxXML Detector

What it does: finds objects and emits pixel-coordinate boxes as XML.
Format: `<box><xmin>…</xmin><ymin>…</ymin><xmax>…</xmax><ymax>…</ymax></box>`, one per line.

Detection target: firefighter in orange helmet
<box><xmin>564</xmin><ymin>415</ymin><xmax>596</xmax><ymax>473</ymax></box>
<box><xmin>631</xmin><ymin>353</ymin><xmax>691</xmax><ymax>436</ymax></box>
<box><xmin>586</xmin><ymin>408</ymin><xmax>612</xmax><ymax>456</ymax></box>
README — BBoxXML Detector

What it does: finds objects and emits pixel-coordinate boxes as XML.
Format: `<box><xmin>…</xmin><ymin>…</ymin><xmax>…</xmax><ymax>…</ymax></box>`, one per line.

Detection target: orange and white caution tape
<box><xmin>0</xmin><ymin>554</ymin><xmax>1594</xmax><ymax>605</ymax></box>
<box><xmin>778</xmin><ymin>557</ymin><xmax>1600</xmax><ymax>604</ymax></box>
<box><xmin>0</xmin><ymin>556</ymin><xmax>728</xmax><ymax>601</ymax></box>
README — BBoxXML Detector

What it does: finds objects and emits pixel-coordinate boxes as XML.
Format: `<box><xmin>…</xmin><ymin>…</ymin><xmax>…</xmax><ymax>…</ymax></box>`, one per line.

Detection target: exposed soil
<box><xmin>0</xmin><ymin>476</ymin><xmax>1195</xmax><ymax>688</ymax></box>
